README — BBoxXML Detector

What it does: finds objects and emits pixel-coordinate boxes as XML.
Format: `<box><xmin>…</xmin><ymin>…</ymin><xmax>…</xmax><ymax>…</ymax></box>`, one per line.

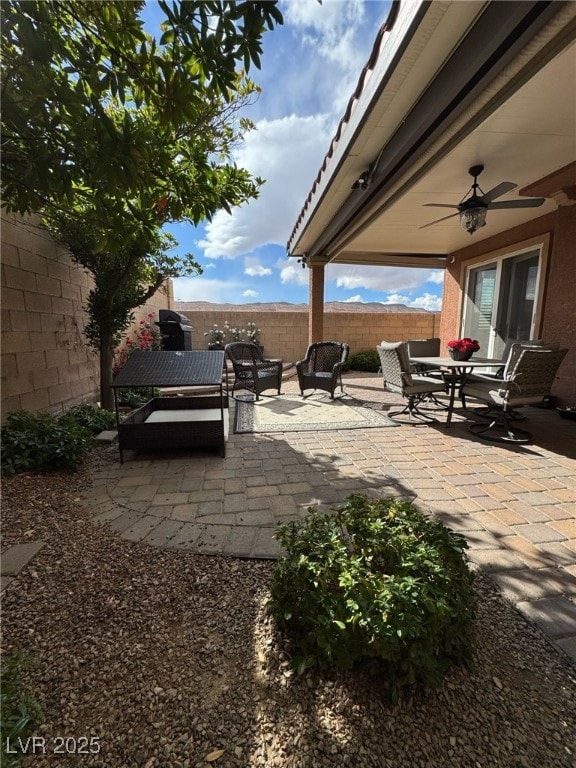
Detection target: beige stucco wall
<box><xmin>440</xmin><ymin>208</ymin><xmax>575</xmax><ymax>405</ymax></box>
<box><xmin>180</xmin><ymin>308</ymin><xmax>441</xmax><ymax>364</ymax></box>
<box><xmin>1</xmin><ymin>213</ymin><xmax>170</xmax><ymax>420</ymax></box>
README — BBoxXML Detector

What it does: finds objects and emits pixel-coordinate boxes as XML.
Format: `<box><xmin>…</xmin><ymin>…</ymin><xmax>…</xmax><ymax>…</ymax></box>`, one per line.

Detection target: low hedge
<box><xmin>345</xmin><ymin>348</ymin><xmax>380</xmax><ymax>372</ymax></box>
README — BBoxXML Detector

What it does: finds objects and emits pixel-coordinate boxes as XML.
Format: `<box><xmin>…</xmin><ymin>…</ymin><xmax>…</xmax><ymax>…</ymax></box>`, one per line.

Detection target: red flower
<box><xmin>447</xmin><ymin>337</ymin><xmax>480</xmax><ymax>353</ymax></box>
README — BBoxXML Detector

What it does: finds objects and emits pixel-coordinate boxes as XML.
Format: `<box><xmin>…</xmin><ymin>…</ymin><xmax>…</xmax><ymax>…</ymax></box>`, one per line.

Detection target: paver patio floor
<box><xmin>82</xmin><ymin>372</ymin><xmax>576</xmax><ymax>662</ymax></box>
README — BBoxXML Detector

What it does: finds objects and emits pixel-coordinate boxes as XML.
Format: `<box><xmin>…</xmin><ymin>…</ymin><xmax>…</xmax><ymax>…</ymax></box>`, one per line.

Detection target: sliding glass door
<box><xmin>462</xmin><ymin>248</ymin><xmax>541</xmax><ymax>359</ymax></box>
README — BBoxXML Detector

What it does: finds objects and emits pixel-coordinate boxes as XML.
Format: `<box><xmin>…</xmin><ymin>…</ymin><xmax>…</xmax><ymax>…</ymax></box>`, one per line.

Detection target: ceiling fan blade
<box><xmin>482</xmin><ymin>181</ymin><xmax>517</xmax><ymax>203</ymax></box>
<box><xmin>419</xmin><ymin>212</ymin><xmax>460</xmax><ymax>229</ymax></box>
<box><xmin>488</xmin><ymin>198</ymin><xmax>545</xmax><ymax>209</ymax></box>
<box><xmin>422</xmin><ymin>203</ymin><xmax>460</xmax><ymax>209</ymax></box>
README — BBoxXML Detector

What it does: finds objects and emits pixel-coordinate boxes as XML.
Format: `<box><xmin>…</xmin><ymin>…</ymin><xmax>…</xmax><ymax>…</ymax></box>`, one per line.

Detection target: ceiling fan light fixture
<box><xmin>460</xmin><ymin>205</ymin><xmax>487</xmax><ymax>235</ymax></box>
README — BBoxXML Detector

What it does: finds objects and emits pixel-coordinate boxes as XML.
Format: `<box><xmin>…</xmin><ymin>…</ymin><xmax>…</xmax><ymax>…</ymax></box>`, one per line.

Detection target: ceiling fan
<box><xmin>421</xmin><ymin>164</ymin><xmax>545</xmax><ymax>234</ymax></box>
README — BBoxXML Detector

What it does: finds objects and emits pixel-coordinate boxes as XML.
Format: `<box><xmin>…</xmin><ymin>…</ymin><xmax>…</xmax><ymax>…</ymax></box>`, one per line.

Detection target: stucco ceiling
<box><xmin>288</xmin><ymin>1</ymin><xmax>576</xmax><ymax>267</ymax></box>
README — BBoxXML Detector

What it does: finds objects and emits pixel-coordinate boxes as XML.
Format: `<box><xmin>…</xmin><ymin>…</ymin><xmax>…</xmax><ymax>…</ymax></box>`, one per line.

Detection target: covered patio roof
<box><xmin>287</xmin><ymin>0</ymin><xmax>576</xmax><ymax>268</ymax></box>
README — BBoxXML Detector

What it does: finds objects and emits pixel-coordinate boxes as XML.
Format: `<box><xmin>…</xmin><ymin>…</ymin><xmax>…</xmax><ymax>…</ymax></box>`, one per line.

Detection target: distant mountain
<box><xmin>175</xmin><ymin>301</ymin><xmax>431</xmax><ymax>313</ymax></box>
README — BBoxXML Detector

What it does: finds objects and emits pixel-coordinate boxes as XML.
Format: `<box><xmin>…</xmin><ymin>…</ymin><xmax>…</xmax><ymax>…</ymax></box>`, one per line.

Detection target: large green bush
<box><xmin>346</xmin><ymin>348</ymin><xmax>380</xmax><ymax>372</ymax></box>
<box><xmin>1</xmin><ymin>410</ymin><xmax>92</xmax><ymax>475</ymax></box>
<box><xmin>270</xmin><ymin>494</ymin><xmax>476</xmax><ymax>691</ymax></box>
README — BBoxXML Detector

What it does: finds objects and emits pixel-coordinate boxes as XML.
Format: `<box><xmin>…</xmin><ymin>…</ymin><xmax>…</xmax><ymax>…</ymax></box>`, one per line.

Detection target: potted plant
<box><xmin>447</xmin><ymin>337</ymin><xmax>480</xmax><ymax>361</ymax></box>
<box><xmin>245</xmin><ymin>322</ymin><xmax>263</xmax><ymax>352</ymax></box>
<box><xmin>204</xmin><ymin>324</ymin><xmax>226</xmax><ymax>350</ymax></box>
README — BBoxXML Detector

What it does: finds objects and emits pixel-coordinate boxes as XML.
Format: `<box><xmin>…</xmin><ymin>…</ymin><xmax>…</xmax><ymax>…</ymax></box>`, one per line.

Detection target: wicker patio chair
<box><xmin>296</xmin><ymin>341</ymin><xmax>350</xmax><ymax>398</ymax></box>
<box><xmin>461</xmin><ymin>347</ymin><xmax>567</xmax><ymax>443</ymax></box>
<box><xmin>225</xmin><ymin>342</ymin><xmax>282</xmax><ymax>401</ymax></box>
<box><xmin>377</xmin><ymin>342</ymin><xmax>447</xmax><ymax>423</ymax></box>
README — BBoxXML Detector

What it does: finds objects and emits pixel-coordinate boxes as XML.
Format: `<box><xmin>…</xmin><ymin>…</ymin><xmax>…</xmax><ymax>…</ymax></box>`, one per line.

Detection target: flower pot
<box><xmin>448</xmin><ymin>348</ymin><xmax>473</xmax><ymax>361</ymax></box>
<box><xmin>208</xmin><ymin>343</ymin><xmax>225</xmax><ymax>351</ymax></box>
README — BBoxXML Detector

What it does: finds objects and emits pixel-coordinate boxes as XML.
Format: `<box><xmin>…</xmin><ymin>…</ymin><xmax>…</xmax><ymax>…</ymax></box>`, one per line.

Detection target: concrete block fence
<box><xmin>1</xmin><ymin>212</ymin><xmax>439</xmax><ymax>419</ymax></box>
<box><xmin>1</xmin><ymin>213</ymin><xmax>169</xmax><ymax>420</ymax></box>
<box><xmin>180</xmin><ymin>309</ymin><xmax>441</xmax><ymax>365</ymax></box>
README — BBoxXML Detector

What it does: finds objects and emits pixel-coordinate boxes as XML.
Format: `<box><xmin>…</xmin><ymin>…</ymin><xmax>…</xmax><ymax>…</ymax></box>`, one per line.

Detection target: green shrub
<box><xmin>116</xmin><ymin>388</ymin><xmax>160</xmax><ymax>409</ymax></box>
<box><xmin>0</xmin><ymin>410</ymin><xmax>92</xmax><ymax>475</ymax></box>
<box><xmin>0</xmin><ymin>651</ymin><xmax>43</xmax><ymax>768</ymax></box>
<box><xmin>66</xmin><ymin>403</ymin><xmax>116</xmax><ymax>434</ymax></box>
<box><xmin>270</xmin><ymin>494</ymin><xmax>476</xmax><ymax>692</ymax></box>
<box><xmin>346</xmin><ymin>348</ymin><xmax>380</xmax><ymax>372</ymax></box>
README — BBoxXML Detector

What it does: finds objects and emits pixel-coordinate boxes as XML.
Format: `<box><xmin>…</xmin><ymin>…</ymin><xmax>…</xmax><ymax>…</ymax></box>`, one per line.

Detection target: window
<box><xmin>462</xmin><ymin>246</ymin><xmax>543</xmax><ymax>359</ymax></box>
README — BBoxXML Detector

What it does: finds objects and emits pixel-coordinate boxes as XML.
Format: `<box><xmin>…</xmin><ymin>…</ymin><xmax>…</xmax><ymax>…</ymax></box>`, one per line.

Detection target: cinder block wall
<box><xmin>180</xmin><ymin>309</ymin><xmax>441</xmax><ymax>363</ymax></box>
<box><xmin>1</xmin><ymin>213</ymin><xmax>439</xmax><ymax>418</ymax></box>
<box><xmin>1</xmin><ymin>213</ymin><xmax>169</xmax><ymax>420</ymax></box>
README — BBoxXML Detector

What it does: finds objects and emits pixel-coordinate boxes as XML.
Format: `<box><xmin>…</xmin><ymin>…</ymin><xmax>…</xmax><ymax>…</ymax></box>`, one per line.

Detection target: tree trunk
<box><xmin>99</xmin><ymin>338</ymin><xmax>115</xmax><ymax>411</ymax></box>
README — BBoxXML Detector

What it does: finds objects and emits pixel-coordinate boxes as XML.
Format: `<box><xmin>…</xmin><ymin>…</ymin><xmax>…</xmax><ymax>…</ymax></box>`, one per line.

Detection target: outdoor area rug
<box><xmin>233</xmin><ymin>393</ymin><xmax>397</xmax><ymax>434</ymax></box>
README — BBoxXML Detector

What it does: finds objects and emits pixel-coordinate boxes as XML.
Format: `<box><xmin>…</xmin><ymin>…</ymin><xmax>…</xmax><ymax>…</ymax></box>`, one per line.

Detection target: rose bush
<box><xmin>113</xmin><ymin>313</ymin><xmax>161</xmax><ymax>375</ymax></box>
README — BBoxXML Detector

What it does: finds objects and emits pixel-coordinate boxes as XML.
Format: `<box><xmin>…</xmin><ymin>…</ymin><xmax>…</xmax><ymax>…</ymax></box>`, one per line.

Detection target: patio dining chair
<box><xmin>406</xmin><ymin>337</ymin><xmax>441</xmax><ymax>368</ymax></box>
<box><xmin>405</xmin><ymin>337</ymin><xmax>446</xmax><ymax>407</ymax></box>
<box><xmin>377</xmin><ymin>342</ymin><xmax>447</xmax><ymax>423</ymax></box>
<box><xmin>296</xmin><ymin>341</ymin><xmax>350</xmax><ymax>398</ymax></box>
<box><xmin>462</xmin><ymin>340</ymin><xmax>551</xmax><ymax>415</ymax></box>
<box><xmin>225</xmin><ymin>342</ymin><xmax>282</xmax><ymax>401</ymax></box>
<box><xmin>461</xmin><ymin>347</ymin><xmax>567</xmax><ymax>443</ymax></box>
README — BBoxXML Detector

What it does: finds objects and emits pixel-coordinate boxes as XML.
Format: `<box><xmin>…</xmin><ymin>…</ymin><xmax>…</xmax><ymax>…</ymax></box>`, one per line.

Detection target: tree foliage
<box><xmin>1</xmin><ymin>0</ymin><xmax>283</xmax><ymax>216</ymax></box>
<box><xmin>1</xmin><ymin>1</ymin><xmax>283</xmax><ymax>409</ymax></box>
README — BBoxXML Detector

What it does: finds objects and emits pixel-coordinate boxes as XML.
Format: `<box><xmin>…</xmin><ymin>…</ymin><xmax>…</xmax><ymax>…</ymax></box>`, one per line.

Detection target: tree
<box><xmin>2</xmin><ymin>1</ymin><xmax>283</xmax><ymax>215</ymax></box>
<box><xmin>1</xmin><ymin>1</ymin><xmax>283</xmax><ymax>409</ymax></box>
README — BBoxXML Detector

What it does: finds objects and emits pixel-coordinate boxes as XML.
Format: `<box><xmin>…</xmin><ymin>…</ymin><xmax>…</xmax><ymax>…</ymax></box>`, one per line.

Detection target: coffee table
<box><xmin>111</xmin><ymin>350</ymin><xmax>227</xmax><ymax>460</ymax></box>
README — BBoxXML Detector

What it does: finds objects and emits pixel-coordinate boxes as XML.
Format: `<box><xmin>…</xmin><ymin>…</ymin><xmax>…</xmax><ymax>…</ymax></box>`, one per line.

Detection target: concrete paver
<box><xmin>76</xmin><ymin>372</ymin><xmax>576</xmax><ymax>664</ymax></box>
<box><xmin>1</xmin><ymin>541</ymin><xmax>45</xmax><ymax>575</ymax></box>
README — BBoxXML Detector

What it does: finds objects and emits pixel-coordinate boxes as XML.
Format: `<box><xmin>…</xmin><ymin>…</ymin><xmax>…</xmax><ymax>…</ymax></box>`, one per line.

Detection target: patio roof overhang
<box><xmin>287</xmin><ymin>0</ymin><xmax>576</xmax><ymax>269</ymax></box>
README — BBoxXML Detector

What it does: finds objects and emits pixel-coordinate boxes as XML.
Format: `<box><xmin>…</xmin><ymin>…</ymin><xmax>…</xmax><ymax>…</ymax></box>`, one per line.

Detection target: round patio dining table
<box><xmin>410</xmin><ymin>356</ymin><xmax>502</xmax><ymax>426</ymax></box>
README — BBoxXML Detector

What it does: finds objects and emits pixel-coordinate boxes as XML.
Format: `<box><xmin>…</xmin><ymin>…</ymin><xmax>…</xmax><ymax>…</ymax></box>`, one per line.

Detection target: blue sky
<box><xmin>143</xmin><ymin>1</ymin><xmax>443</xmax><ymax>310</ymax></box>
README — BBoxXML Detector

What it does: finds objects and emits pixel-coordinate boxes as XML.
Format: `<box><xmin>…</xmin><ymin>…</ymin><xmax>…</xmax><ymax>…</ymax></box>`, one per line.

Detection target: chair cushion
<box><xmin>405</xmin><ymin>376</ymin><xmax>447</xmax><ymax>395</ymax></box>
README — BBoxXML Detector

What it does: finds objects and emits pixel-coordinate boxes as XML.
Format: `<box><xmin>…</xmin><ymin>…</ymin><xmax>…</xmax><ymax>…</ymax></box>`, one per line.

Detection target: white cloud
<box><xmin>199</xmin><ymin>114</ymin><xmax>333</xmax><ymax>259</ymax></box>
<box><xmin>328</xmin><ymin>264</ymin><xmax>444</xmax><ymax>293</ymax></box>
<box><xmin>243</xmin><ymin>289</ymin><xmax>259</xmax><ymax>298</ymax></box>
<box><xmin>204</xmin><ymin>262</ymin><xmax>216</xmax><ymax>269</ymax></box>
<box><xmin>278</xmin><ymin>258</ymin><xmax>309</xmax><ymax>287</ymax></box>
<box><xmin>273</xmin><ymin>0</ymin><xmax>383</xmax><ymax>119</ymax></box>
<box><xmin>427</xmin><ymin>270</ymin><xmax>445</xmax><ymax>284</ymax></box>
<box><xmin>283</xmin><ymin>0</ymin><xmax>366</xmax><ymax>79</ymax></box>
<box><xmin>381</xmin><ymin>292</ymin><xmax>442</xmax><ymax>312</ymax></box>
<box><xmin>382</xmin><ymin>293</ymin><xmax>410</xmax><ymax>305</ymax></box>
<box><xmin>409</xmin><ymin>293</ymin><xmax>443</xmax><ymax>312</ymax></box>
<box><xmin>244</xmin><ymin>257</ymin><xmax>272</xmax><ymax>277</ymax></box>
<box><xmin>344</xmin><ymin>294</ymin><xmax>364</xmax><ymax>303</ymax></box>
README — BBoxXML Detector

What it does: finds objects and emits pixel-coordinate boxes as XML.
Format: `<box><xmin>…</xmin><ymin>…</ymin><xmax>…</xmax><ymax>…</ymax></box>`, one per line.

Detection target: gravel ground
<box><xmin>2</xmin><ymin>447</ymin><xmax>576</xmax><ymax>768</ymax></box>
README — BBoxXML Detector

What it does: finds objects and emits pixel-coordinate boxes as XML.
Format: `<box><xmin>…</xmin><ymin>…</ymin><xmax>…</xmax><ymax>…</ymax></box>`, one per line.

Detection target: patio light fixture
<box><xmin>459</xmin><ymin>203</ymin><xmax>487</xmax><ymax>234</ymax></box>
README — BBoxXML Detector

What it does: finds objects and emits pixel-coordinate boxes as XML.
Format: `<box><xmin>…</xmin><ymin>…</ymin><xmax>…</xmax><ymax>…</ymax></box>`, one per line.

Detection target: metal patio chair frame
<box><xmin>377</xmin><ymin>341</ymin><xmax>448</xmax><ymax>424</ymax></box>
<box><xmin>461</xmin><ymin>347</ymin><xmax>568</xmax><ymax>443</ymax></box>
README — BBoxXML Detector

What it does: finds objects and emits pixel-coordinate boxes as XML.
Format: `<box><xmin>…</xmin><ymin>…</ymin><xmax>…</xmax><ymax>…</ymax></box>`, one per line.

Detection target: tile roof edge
<box><xmin>286</xmin><ymin>0</ymin><xmax>401</xmax><ymax>253</ymax></box>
